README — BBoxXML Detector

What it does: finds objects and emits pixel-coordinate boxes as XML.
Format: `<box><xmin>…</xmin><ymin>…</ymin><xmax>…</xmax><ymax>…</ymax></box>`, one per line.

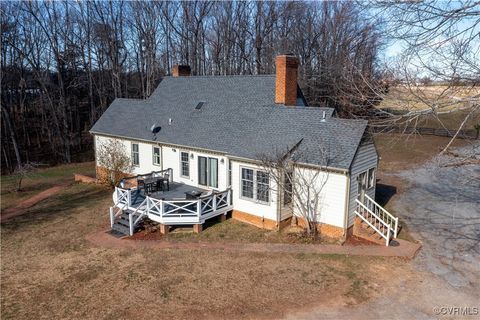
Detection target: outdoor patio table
<box><xmin>185</xmin><ymin>190</ymin><xmax>203</xmax><ymax>200</ymax></box>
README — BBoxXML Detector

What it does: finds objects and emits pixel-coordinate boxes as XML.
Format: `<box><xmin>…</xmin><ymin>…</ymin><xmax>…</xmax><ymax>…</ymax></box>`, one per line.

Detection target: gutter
<box><xmin>90</xmin><ymin>132</ymin><xmax>228</xmax><ymax>156</ymax></box>
<box><xmin>91</xmin><ymin>132</ymin><xmax>350</xmax><ymax>174</ymax></box>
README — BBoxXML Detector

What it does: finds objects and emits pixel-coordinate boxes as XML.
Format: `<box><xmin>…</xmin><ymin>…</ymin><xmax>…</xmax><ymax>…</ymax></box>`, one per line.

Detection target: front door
<box><xmin>357</xmin><ymin>172</ymin><xmax>367</xmax><ymax>202</ymax></box>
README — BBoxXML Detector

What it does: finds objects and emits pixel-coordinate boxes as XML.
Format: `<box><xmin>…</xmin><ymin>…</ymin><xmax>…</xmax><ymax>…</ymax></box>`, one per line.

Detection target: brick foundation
<box><xmin>294</xmin><ymin>217</ymin><xmax>346</xmax><ymax>240</ymax></box>
<box><xmin>232</xmin><ymin>210</ymin><xmax>278</xmax><ymax>230</ymax></box>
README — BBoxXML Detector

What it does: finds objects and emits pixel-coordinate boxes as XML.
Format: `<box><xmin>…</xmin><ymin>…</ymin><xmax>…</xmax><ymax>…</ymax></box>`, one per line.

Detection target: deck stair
<box><xmin>111</xmin><ymin>209</ymin><xmax>144</xmax><ymax>237</ymax></box>
<box><xmin>354</xmin><ymin>195</ymin><xmax>399</xmax><ymax>246</ymax></box>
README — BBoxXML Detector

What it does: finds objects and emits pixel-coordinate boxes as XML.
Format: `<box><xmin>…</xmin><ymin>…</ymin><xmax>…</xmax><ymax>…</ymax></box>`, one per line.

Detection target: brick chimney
<box><xmin>275</xmin><ymin>55</ymin><xmax>299</xmax><ymax>106</ymax></box>
<box><xmin>172</xmin><ymin>65</ymin><xmax>191</xmax><ymax>77</ymax></box>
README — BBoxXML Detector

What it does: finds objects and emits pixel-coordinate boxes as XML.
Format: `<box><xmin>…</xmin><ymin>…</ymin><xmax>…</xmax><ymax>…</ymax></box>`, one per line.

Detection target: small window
<box><xmin>241</xmin><ymin>168</ymin><xmax>254</xmax><ymax>199</ymax></box>
<box><xmin>256</xmin><ymin>171</ymin><xmax>270</xmax><ymax>202</ymax></box>
<box><xmin>367</xmin><ymin>168</ymin><xmax>375</xmax><ymax>189</ymax></box>
<box><xmin>153</xmin><ymin>147</ymin><xmax>161</xmax><ymax>166</ymax></box>
<box><xmin>132</xmin><ymin>143</ymin><xmax>139</xmax><ymax>166</ymax></box>
<box><xmin>180</xmin><ymin>152</ymin><xmax>190</xmax><ymax>177</ymax></box>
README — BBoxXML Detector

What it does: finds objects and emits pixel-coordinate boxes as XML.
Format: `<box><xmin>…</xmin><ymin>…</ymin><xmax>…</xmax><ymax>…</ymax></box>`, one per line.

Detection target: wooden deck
<box><xmin>110</xmin><ymin>183</ymin><xmax>233</xmax><ymax>235</ymax></box>
<box><xmin>129</xmin><ymin>182</ymin><xmax>208</xmax><ymax>207</ymax></box>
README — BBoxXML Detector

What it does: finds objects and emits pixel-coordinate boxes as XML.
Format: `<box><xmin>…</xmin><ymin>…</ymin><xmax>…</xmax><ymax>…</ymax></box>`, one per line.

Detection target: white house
<box><xmin>90</xmin><ymin>55</ymin><xmax>399</xmax><ymax>245</ymax></box>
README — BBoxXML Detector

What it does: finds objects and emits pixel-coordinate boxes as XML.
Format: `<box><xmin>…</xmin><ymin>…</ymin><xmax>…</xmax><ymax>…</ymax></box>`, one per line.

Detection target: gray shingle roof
<box><xmin>90</xmin><ymin>75</ymin><xmax>367</xmax><ymax>169</ymax></box>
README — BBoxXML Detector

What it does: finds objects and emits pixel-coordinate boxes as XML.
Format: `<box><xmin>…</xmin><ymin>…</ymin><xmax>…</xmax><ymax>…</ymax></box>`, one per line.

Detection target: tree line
<box><xmin>1</xmin><ymin>1</ymin><xmax>383</xmax><ymax>173</ymax></box>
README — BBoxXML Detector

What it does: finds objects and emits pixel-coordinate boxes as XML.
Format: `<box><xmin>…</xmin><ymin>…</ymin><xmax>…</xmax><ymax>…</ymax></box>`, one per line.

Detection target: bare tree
<box><xmin>12</xmin><ymin>162</ymin><xmax>41</xmax><ymax>192</ymax></box>
<box><xmin>258</xmin><ymin>141</ymin><xmax>333</xmax><ymax>237</ymax></box>
<box><xmin>96</xmin><ymin>138</ymin><xmax>133</xmax><ymax>188</ymax></box>
<box><xmin>369</xmin><ymin>0</ymin><xmax>480</xmax><ymax>152</ymax></box>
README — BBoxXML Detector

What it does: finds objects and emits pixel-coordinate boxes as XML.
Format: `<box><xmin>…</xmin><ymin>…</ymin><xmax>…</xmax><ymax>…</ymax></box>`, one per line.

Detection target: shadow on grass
<box><xmin>1</xmin><ymin>184</ymin><xmax>111</xmax><ymax>232</ymax></box>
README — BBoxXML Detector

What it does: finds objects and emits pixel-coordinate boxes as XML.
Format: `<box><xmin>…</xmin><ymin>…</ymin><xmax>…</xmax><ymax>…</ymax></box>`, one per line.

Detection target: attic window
<box><xmin>195</xmin><ymin>102</ymin><xmax>205</xmax><ymax>110</ymax></box>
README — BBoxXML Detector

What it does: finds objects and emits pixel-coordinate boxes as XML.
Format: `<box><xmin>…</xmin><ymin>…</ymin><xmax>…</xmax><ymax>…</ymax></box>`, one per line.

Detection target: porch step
<box><xmin>353</xmin><ymin>217</ymin><xmax>391</xmax><ymax>246</ymax></box>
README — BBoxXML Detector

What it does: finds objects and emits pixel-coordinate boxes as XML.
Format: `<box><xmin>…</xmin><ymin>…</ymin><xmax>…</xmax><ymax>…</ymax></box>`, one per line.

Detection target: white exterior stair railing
<box><xmin>364</xmin><ymin>194</ymin><xmax>399</xmax><ymax>238</ymax></box>
<box><xmin>354</xmin><ymin>195</ymin><xmax>399</xmax><ymax>246</ymax></box>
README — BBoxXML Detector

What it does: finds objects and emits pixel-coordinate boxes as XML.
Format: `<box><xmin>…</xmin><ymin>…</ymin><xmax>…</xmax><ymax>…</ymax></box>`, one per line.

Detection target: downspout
<box><xmin>276</xmin><ymin>181</ymin><xmax>281</xmax><ymax>231</ymax></box>
<box><xmin>159</xmin><ymin>143</ymin><xmax>163</xmax><ymax>171</ymax></box>
<box><xmin>342</xmin><ymin>172</ymin><xmax>351</xmax><ymax>242</ymax></box>
<box><xmin>276</xmin><ymin>167</ymin><xmax>282</xmax><ymax>231</ymax></box>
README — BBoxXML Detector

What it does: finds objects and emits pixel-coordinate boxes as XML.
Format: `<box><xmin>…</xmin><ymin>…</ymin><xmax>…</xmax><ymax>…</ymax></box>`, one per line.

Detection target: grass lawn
<box><xmin>0</xmin><ymin>181</ymin><xmax>407</xmax><ymax>319</ymax></box>
<box><xmin>0</xmin><ymin>162</ymin><xmax>95</xmax><ymax>211</ymax></box>
<box><xmin>134</xmin><ymin>217</ymin><xmax>341</xmax><ymax>244</ymax></box>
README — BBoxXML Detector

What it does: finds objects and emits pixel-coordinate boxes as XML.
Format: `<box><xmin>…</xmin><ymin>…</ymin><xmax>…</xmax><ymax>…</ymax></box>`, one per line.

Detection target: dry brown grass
<box><xmin>374</xmin><ymin>133</ymin><xmax>469</xmax><ymax>172</ymax></box>
<box><xmin>135</xmin><ymin>218</ymin><xmax>340</xmax><ymax>245</ymax></box>
<box><xmin>379</xmin><ymin>85</ymin><xmax>479</xmax><ymax>111</ymax></box>
<box><xmin>0</xmin><ymin>182</ymin><xmax>407</xmax><ymax>320</ymax></box>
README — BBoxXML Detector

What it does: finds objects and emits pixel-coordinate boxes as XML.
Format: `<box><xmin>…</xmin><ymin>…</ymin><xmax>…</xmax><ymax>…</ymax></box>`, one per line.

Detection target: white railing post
<box><xmin>160</xmin><ymin>199</ymin><xmax>164</xmax><ymax>218</ymax></box>
<box><xmin>394</xmin><ymin>217</ymin><xmax>398</xmax><ymax>238</ymax></box>
<box><xmin>127</xmin><ymin>190</ymin><xmax>131</xmax><ymax>207</ymax></box>
<box><xmin>109</xmin><ymin>207</ymin><xmax>114</xmax><ymax>228</ymax></box>
<box><xmin>227</xmin><ymin>189</ymin><xmax>231</xmax><ymax>206</ymax></box>
<box><xmin>213</xmin><ymin>194</ymin><xmax>217</xmax><ymax>212</ymax></box>
<box><xmin>129</xmin><ymin>213</ymin><xmax>133</xmax><ymax>236</ymax></box>
<box><xmin>197</xmin><ymin>199</ymin><xmax>201</xmax><ymax>219</ymax></box>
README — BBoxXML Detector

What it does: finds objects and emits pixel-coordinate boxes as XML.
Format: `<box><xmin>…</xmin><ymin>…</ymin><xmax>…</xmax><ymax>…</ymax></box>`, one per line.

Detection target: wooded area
<box><xmin>0</xmin><ymin>1</ymin><xmax>383</xmax><ymax>173</ymax></box>
<box><xmin>2</xmin><ymin>1</ymin><xmax>478</xmax><ymax>173</ymax></box>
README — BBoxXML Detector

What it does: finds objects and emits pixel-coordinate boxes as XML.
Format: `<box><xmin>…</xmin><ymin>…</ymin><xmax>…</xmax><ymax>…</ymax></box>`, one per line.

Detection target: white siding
<box><xmin>347</xmin><ymin>142</ymin><xmax>378</xmax><ymax>227</ymax></box>
<box><xmin>95</xmin><ymin>135</ymin><xmax>228</xmax><ymax>191</ymax></box>
<box><xmin>291</xmin><ymin>167</ymin><xmax>348</xmax><ymax>228</ymax></box>
<box><xmin>230</xmin><ymin>160</ymin><xmax>278</xmax><ymax>221</ymax></box>
<box><xmin>162</xmin><ymin>146</ymin><xmax>228</xmax><ymax>190</ymax></box>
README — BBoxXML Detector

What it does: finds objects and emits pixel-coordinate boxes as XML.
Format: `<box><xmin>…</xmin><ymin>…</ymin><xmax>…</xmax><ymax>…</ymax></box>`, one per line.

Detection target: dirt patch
<box><xmin>0</xmin><ymin>182</ymin><xmax>71</xmax><ymax>222</ymax></box>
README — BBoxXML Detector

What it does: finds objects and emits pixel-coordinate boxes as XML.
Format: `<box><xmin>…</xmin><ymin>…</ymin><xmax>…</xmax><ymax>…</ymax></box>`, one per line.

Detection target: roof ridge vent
<box><xmin>195</xmin><ymin>101</ymin><xmax>205</xmax><ymax>110</ymax></box>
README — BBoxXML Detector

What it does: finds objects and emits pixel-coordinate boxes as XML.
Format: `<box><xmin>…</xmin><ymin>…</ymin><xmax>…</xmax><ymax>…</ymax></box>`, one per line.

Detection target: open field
<box><xmin>379</xmin><ymin>85</ymin><xmax>479</xmax><ymax>111</ymax></box>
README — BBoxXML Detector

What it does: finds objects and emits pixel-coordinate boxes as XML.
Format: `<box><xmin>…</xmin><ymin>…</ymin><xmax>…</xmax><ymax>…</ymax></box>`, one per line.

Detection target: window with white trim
<box><xmin>131</xmin><ymin>143</ymin><xmax>139</xmax><ymax>166</ymax></box>
<box><xmin>180</xmin><ymin>152</ymin><xmax>190</xmax><ymax>177</ymax></box>
<box><xmin>256</xmin><ymin>171</ymin><xmax>270</xmax><ymax>202</ymax></box>
<box><xmin>367</xmin><ymin>168</ymin><xmax>375</xmax><ymax>189</ymax></box>
<box><xmin>241</xmin><ymin>167</ymin><xmax>270</xmax><ymax>203</ymax></box>
<box><xmin>241</xmin><ymin>168</ymin><xmax>254</xmax><ymax>199</ymax></box>
<box><xmin>153</xmin><ymin>147</ymin><xmax>161</xmax><ymax>166</ymax></box>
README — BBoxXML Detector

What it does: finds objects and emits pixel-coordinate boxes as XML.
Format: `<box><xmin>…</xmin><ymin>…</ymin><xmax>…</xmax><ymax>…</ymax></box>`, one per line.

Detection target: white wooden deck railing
<box><xmin>113</xmin><ymin>187</ymin><xmax>232</xmax><ymax>227</ymax></box>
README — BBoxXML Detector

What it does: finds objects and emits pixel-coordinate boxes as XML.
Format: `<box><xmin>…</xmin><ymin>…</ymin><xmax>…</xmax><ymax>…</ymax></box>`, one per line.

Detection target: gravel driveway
<box><xmin>394</xmin><ymin>143</ymin><xmax>480</xmax><ymax>289</ymax></box>
<box><xmin>285</xmin><ymin>143</ymin><xmax>480</xmax><ymax>320</ymax></box>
